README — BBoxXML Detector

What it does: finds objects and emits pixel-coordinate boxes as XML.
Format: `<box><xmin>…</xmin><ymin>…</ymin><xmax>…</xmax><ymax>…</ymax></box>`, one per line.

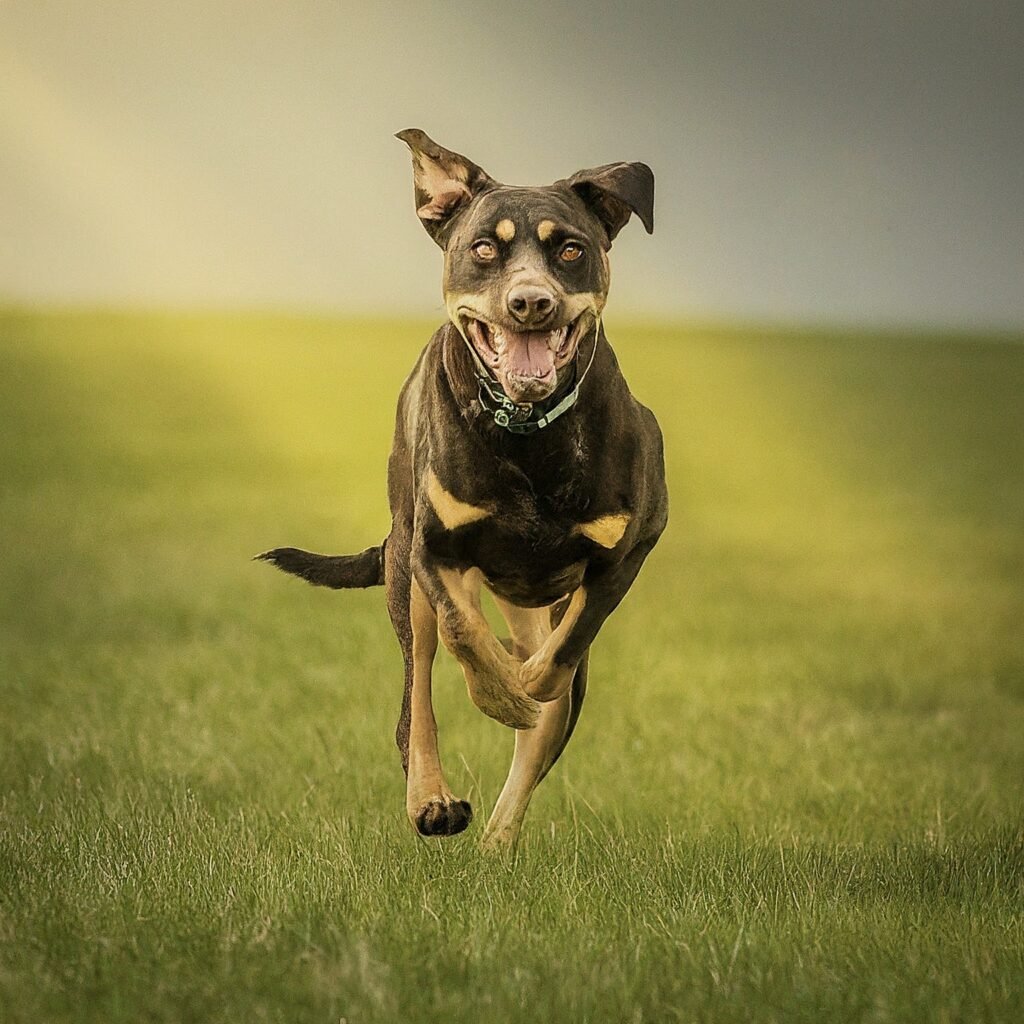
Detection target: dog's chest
<box><xmin>424</xmin><ymin>476</ymin><xmax>596</xmax><ymax>605</ymax></box>
<box><xmin>469</xmin><ymin>506</ymin><xmax>591</xmax><ymax>606</ymax></box>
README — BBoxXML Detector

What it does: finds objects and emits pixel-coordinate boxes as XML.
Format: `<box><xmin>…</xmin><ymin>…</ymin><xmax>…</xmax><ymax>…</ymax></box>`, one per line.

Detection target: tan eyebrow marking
<box><xmin>537</xmin><ymin>219</ymin><xmax>556</xmax><ymax>241</ymax></box>
<box><xmin>495</xmin><ymin>219</ymin><xmax>516</xmax><ymax>241</ymax></box>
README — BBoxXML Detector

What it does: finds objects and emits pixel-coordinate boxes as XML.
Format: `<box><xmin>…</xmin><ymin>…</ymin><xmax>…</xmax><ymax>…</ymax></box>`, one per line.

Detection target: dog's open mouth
<box><xmin>464</xmin><ymin>315</ymin><xmax>586</xmax><ymax>403</ymax></box>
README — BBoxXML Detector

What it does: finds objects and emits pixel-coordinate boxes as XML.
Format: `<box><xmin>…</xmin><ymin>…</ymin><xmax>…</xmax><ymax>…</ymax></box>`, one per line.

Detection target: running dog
<box><xmin>258</xmin><ymin>129</ymin><xmax>667</xmax><ymax>847</ymax></box>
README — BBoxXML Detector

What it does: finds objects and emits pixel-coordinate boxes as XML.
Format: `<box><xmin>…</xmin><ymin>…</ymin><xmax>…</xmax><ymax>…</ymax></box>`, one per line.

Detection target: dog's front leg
<box><xmin>405</xmin><ymin>577</ymin><xmax>474</xmax><ymax>836</ymax></box>
<box><xmin>519</xmin><ymin>540</ymin><xmax>659</xmax><ymax>701</ymax></box>
<box><xmin>517</xmin><ymin>587</ymin><xmax>588</xmax><ymax>702</ymax></box>
<box><xmin>414</xmin><ymin>559</ymin><xmax>540</xmax><ymax>730</ymax></box>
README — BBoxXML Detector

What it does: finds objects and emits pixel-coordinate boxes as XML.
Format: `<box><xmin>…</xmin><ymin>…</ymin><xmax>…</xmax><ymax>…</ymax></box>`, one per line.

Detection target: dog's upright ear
<box><xmin>558</xmin><ymin>162</ymin><xmax>655</xmax><ymax>246</ymax></box>
<box><xmin>396</xmin><ymin>129</ymin><xmax>496</xmax><ymax>246</ymax></box>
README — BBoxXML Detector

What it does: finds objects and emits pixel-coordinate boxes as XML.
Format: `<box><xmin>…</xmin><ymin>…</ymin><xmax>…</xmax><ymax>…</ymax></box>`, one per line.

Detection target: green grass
<box><xmin>1</xmin><ymin>309</ymin><xmax>1022</xmax><ymax>1023</ymax></box>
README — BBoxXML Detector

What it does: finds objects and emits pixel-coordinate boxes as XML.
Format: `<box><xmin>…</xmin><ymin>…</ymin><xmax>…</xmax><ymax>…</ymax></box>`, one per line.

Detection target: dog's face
<box><xmin>397</xmin><ymin>129</ymin><xmax>654</xmax><ymax>404</ymax></box>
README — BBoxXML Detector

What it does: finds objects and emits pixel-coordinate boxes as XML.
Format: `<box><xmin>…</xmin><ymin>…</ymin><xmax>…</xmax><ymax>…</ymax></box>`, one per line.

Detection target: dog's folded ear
<box><xmin>396</xmin><ymin>129</ymin><xmax>496</xmax><ymax>246</ymax></box>
<box><xmin>559</xmin><ymin>162</ymin><xmax>655</xmax><ymax>245</ymax></box>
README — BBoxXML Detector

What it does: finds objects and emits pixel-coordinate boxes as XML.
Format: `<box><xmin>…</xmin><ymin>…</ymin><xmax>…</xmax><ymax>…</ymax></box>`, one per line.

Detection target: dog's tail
<box><xmin>254</xmin><ymin>542</ymin><xmax>384</xmax><ymax>589</ymax></box>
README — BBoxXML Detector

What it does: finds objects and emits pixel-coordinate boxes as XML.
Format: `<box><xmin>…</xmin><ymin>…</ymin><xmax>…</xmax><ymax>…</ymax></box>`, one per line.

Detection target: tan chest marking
<box><xmin>426</xmin><ymin>469</ymin><xmax>491</xmax><ymax>530</ymax></box>
<box><xmin>495</xmin><ymin>218</ymin><xmax>516</xmax><ymax>241</ymax></box>
<box><xmin>536</xmin><ymin>219</ymin><xmax>556</xmax><ymax>241</ymax></box>
<box><xmin>578</xmin><ymin>512</ymin><xmax>631</xmax><ymax>549</ymax></box>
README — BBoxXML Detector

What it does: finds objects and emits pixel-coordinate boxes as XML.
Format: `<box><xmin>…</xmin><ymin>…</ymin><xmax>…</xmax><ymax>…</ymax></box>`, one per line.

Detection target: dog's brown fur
<box><xmin>259</xmin><ymin>130</ymin><xmax>667</xmax><ymax>847</ymax></box>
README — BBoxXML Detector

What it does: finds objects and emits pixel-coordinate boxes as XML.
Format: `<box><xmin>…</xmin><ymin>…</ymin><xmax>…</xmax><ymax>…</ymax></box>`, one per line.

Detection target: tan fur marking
<box><xmin>483</xmin><ymin>595</ymin><xmax>572</xmax><ymax>849</ymax></box>
<box><xmin>495</xmin><ymin>218</ymin><xmax>516</xmax><ymax>241</ymax></box>
<box><xmin>537</xmin><ymin>219</ymin><xmax>556</xmax><ymax>241</ymax></box>
<box><xmin>426</xmin><ymin>469</ymin><xmax>490</xmax><ymax>530</ymax></box>
<box><xmin>435</xmin><ymin>567</ymin><xmax>540</xmax><ymax>729</ymax></box>
<box><xmin>405</xmin><ymin>577</ymin><xmax>456</xmax><ymax>822</ymax></box>
<box><xmin>562</xmin><ymin>290</ymin><xmax>606</xmax><ymax>321</ymax></box>
<box><xmin>578</xmin><ymin>512</ymin><xmax>631</xmax><ymax>549</ymax></box>
<box><xmin>436</xmin><ymin>566</ymin><xmax>489</xmax><ymax>646</ymax></box>
<box><xmin>444</xmin><ymin>291</ymin><xmax>486</xmax><ymax>336</ymax></box>
<box><xmin>520</xmin><ymin>587</ymin><xmax>587</xmax><ymax>702</ymax></box>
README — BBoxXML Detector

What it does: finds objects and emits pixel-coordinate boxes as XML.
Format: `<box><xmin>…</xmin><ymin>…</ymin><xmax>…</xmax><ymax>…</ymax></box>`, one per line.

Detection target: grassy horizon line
<box><xmin>2</xmin><ymin>300</ymin><xmax>1021</xmax><ymax>344</ymax></box>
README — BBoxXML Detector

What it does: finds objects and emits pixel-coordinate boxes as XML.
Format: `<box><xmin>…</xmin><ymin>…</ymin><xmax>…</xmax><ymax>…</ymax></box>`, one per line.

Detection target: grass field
<box><xmin>1</xmin><ymin>309</ymin><xmax>1022</xmax><ymax>1023</ymax></box>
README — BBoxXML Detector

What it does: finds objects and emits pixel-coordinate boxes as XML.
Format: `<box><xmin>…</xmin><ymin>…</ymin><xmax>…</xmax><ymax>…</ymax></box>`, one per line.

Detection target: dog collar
<box><xmin>458</xmin><ymin>318</ymin><xmax>601</xmax><ymax>436</ymax></box>
<box><xmin>476</xmin><ymin>374</ymin><xmax>577</xmax><ymax>434</ymax></box>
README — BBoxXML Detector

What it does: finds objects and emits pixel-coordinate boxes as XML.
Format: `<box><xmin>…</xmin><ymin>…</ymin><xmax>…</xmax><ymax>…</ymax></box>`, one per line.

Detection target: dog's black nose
<box><xmin>507</xmin><ymin>285</ymin><xmax>556</xmax><ymax>325</ymax></box>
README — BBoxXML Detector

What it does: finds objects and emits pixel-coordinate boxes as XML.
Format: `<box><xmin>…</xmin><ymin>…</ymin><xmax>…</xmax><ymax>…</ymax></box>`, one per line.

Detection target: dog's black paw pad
<box><xmin>415</xmin><ymin>798</ymin><xmax>473</xmax><ymax>837</ymax></box>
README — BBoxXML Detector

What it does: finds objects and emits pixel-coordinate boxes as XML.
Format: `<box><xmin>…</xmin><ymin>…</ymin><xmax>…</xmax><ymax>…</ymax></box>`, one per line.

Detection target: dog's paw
<box><xmin>491</xmin><ymin>689</ymin><xmax>542</xmax><ymax>730</ymax></box>
<box><xmin>412</xmin><ymin>796</ymin><xmax>474</xmax><ymax>837</ymax></box>
<box><xmin>465</xmin><ymin>669</ymin><xmax>541</xmax><ymax>729</ymax></box>
<box><xmin>519</xmin><ymin>656</ymin><xmax>576</xmax><ymax>703</ymax></box>
<box><xmin>480</xmin><ymin>821</ymin><xmax>521</xmax><ymax>853</ymax></box>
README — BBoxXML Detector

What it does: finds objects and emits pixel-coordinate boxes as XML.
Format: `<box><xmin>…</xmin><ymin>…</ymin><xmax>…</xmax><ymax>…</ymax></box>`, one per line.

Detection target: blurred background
<box><xmin>2</xmin><ymin>0</ymin><xmax>1022</xmax><ymax>329</ymax></box>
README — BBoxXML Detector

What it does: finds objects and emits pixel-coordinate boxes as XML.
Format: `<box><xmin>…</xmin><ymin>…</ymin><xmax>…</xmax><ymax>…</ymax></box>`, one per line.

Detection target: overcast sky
<box><xmin>2</xmin><ymin>1</ymin><xmax>1021</xmax><ymax>327</ymax></box>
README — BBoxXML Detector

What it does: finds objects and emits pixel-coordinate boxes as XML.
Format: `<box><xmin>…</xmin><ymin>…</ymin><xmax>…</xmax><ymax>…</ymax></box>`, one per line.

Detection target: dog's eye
<box><xmin>559</xmin><ymin>242</ymin><xmax>585</xmax><ymax>263</ymax></box>
<box><xmin>471</xmin><ymin>240</ymin><xmax>498</xmax><ymax>262</ymax></box>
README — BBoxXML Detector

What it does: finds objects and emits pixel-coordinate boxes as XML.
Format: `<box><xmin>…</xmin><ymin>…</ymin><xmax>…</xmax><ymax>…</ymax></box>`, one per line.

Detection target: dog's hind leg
<box><xmin>481</xmin><ymin>598</ymin><xmax>584</xmax><ymax>850</ymax></box>
<box><xmin>540</xmin><ymin>649</ymin><xmax>588</xmax><ymax>782</ymax></box>
<box><xmin>537</xmin><ymin>596</ymin><xmax>589</xmax><ymax>779</ymax></box>
<box><xmin>385</xmin><ymin>531</ymin><xmax>414</xmax><ymax>775</ymax></box>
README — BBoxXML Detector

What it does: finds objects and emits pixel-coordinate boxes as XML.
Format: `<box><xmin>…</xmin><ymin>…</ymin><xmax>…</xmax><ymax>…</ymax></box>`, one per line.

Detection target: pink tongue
<box><xmin>499</xmin><ymin>330</ymin><xmax>556</xmax><ymax>378</ymax></box>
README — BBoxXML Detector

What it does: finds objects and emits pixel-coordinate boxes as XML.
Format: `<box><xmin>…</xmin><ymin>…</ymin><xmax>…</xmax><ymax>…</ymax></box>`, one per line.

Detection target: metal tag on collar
<box><xmin>478</xmin><ymin>378</ymin><xmax>531</xmax><ymax>428</ymax></box>
<box><xmin>494</xmin><ymin>398</ymin><xmax>532</xmax><ymax>428</ymax></box>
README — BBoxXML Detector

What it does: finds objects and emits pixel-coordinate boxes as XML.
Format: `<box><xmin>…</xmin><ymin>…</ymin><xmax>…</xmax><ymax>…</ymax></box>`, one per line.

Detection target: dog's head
<box><xmin>397</xmin><ymin>129</ymin><xmax>654</xmax><ymax>404</ymax></box>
